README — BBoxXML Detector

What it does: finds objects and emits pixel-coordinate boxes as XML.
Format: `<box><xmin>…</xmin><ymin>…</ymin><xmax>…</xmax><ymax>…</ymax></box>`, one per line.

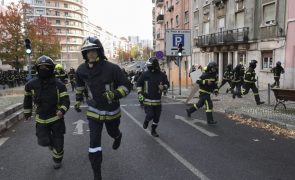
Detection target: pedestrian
<box><xmin>233</xmin><ymin>60</ymin><xmax>264</xmax><ymax>105</ymax></box>
<box><xmin>186</xmin><ymin>62</ymin><xmax>219</xmax><ymax>125</ymax></box>
<box><xmin>271</xmin><ymin>61</ymin><xmax>285</xmax><ymax>88</ymax></box>
<box><xmin>136</xmin><ymin>57</ymin><xmax>170</xmax><ymax>137</ymax></box>
<box><xmin>219</xmin><ymin>64</ymin><xmax>233</xmax><ymax>93</ymax></box>
<box><xmin>74</xmin><ymin>36</ymin><xmax>132</xmax><ymax>180</ymax></box>
<box><xmin>23</xmin><ymin>55</ymin><xmax>70</xmax><ymax>169</ymax></box>
<box><xmin>68</xmin><ymin>67</ymin><xmax>76</xmax><ymax>92</ymax></box>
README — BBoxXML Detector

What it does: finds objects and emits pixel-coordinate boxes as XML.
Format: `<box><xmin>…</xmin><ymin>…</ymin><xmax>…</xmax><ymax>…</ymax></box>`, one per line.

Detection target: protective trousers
<box><xmin>231</xmin><ymin>82</ymin><xmax>242</xmax><ymax>97</ymax></box>
<box><xmin>219</xmin><ymin>80</ymin><xmax>231</xmax><ymax>90</ymax></box>
<box><xmin>88</xmin><ymin>118</ymin><xmax>121</xmax><ymax>180</ymax></box>
<box><xmin>36</xmin><ymin>119</ymin><xmax>65</xmax><ymax>163</ymax></box>
<box><xmin>241</xmin><ymin>83</ymin><xmax>261</xmax><ymax>103</ymax></box>
<box><xmin>144</xmin><ymin>105</ymin><xmax>162</xmax><ymax>130</ymax></box>
<box><xmin>191</xmin><ymin>93</ymin><xmax>214</xmax><ymax>123</ymax></box>
<box><xmin>271</xmin><ymin>77</ymin><xmax>280</xmax><ymax>88</ymax></box>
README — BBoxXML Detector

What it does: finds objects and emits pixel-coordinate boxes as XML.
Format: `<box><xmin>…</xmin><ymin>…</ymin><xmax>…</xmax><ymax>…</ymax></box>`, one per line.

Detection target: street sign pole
<box><xmin>179</xmin><ymin>56</ymin><xmax>182</xmax><ymax>95</ymax></box>
<box><xmin>27</xmin><ymin>54</ymin><xmax>32</xmax><ymax>80</ymax></box>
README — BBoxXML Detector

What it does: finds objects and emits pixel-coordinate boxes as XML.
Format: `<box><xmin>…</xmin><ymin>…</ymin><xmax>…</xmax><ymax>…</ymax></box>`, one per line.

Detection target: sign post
<box><xmin>165</xmin><ymin>29</ymin><xmax>191</xmax><ymax>95</ymax></box>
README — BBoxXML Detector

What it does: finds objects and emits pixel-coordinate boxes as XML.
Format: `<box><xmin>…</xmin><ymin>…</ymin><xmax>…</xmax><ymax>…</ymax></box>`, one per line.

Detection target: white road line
<box><xmin>121</xmin><ymin>107</ymin><xmax>210</xmax><ymax>180</ymax></box>
<box><xmin>175</xmin><ymin>115</ymin><xmax>218</xmax><ymax>137</ymax></box>
<box><xmin>0</xmin><ymin>137</ymin><xmax>9</xmax><ymax>147</ymax></box>
<box><xmin>191</xmin><ymin>119</ymin><xmax>207</xmax><ymax>125</ymax></box>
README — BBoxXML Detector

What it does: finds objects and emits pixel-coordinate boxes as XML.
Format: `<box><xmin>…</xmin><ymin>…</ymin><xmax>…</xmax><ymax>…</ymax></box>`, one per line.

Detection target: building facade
<box><xmin>193</xmin><ymin>0</ymin><xmax>287</xmax><ymax>88</ymax></box>
<box><xmin>24</xmin><ymin>0</ymin><xmax>88</xmax><ymax>69</ymax></box>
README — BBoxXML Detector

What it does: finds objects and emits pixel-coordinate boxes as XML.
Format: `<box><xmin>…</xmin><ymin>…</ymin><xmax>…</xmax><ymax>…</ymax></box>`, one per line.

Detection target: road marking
<box><xmin>73</xmin><ymin>119</ymin><xmax>87</xmax><ymax>135</ymax></box>
<box><xmin>190</xmin><ymin>119</ymin><xmax>207</xmax><ymax>125</ymax></box>
<box><xmin>175</xmin><ymin>115</ymin><xmax>218</xmax><ymax>137</ymax></box>
<box><xmin>0</xmin><ymin>137</ymin><xmax>9</xmax><ymax>147</ymax></box>
<box><xmin>121</xmin><ymin>107</ymin><xmax>210</xmax><ymax>180</ymax></box>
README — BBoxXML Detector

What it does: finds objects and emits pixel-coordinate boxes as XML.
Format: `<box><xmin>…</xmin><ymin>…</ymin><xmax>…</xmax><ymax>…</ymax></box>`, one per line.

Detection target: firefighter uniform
<box><xmin>219</xmin><ymin>64</ymin><xmax>233</xmax><ymax>93</ymax></box>
<box><xmin>23</xmin><ymin>55</ymin><xmax>70</xmax><ymax>169</ymax></box>
<box><xmin>186</xmin><ymin>62</ymin><xmax>219</xmax><ymax>124</ymax></box>
<box><xmin>68</xmin><ymin>68</ymin><xmax>76</xmax><ymax>92</ymax></box>
<box><xmin>136</xmin><ymin>57</ymin><xmax>169</xmax><ymax>137</ymax></box>
<box><xmin>75</xmin><ymin>36</ymin><xmax>132</xmax><ymax>180</ymax></box>
<box><xmin>55</xmin><ymin>64</ymin><xmax>68</xmax><ymax>84</ymax></box>
<box><xmin>233</xmin><ymin>60</ymin><xmax>264</xmax><ymax>105</ymax></box>
<box><xmin>271</xmin><ymin>61</ymin><xmax>285</xmax><ymax>88</ymax></box>
<box><xmin>230</xmin><ymin>64</ymin><xmax>243</xmax><ymax>97</ymax></box>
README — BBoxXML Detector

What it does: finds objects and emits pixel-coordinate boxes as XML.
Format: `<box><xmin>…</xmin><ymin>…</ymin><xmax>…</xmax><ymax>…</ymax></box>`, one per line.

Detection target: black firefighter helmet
<box><xmin>146</xmin><ymin>57</ymin><xmax>160</xmax><ymax>72</ymax></box>
<box><xmin>81</xmin><ymin>36</ymin><xmax>106</xmax><ymax>62</ymax></box>
<box><xmin>35</xmin><ymin>55</ymin><xmax>55</xmax><ymax>78</ymax></box>
<box><xmin>207</xmin><ymin>61</ymin><xmax>218</xmax><ymax>74</ymax></box>
<box><xmin>249</xmin><ymin>59</ymin><xmax>258</xmax><ymax>69</ymax></box>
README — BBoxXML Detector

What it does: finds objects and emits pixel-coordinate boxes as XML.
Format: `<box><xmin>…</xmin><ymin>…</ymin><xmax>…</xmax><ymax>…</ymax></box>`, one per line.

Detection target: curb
<box><xmin>0</xmin><ymin>103</ymin><xmax>24</xmax><ymax>133</ymax></box>
<box><xmin>164</xmin><ymin>95</ymin><xmax>295</xmax><ymax>131</ymax></box>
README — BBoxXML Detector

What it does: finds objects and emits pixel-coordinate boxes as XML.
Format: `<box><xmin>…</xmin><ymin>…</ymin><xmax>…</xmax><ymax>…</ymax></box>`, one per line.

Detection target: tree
<box><xmin>130</xmin><ymin>45</ymin><xmax>140</xmax><ymax>60</ymax></box>
<box><xmin>142</xmin><ymin>46</ymin><xmax>153</xmax><ymax>60</ymax></box>
<box><xmin>27</xmin><ymin>16</ymin><xmax>61</xmax><ymax>60</ymax></box>
<box><xmin>0</xmin><ymin>1</ymin><xmax>30</xmax><ymax>70</ymax></box>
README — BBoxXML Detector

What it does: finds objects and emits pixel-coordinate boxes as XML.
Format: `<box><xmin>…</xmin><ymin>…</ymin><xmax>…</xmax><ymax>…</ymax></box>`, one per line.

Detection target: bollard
<box><xmin>172</xmin><ymin>81</ymin><xmax>174</xmax><ymax>98</ymax></box>
<box><xmin>268</xmin><ymin>83</ymin><xmax>271</xmax><ymax>105</ymax></box>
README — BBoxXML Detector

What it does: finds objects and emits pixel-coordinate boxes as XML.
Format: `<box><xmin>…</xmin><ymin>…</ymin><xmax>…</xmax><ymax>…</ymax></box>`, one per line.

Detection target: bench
<box><xmin>272</xmin><ymin>88</ymin><xmax>295</xmax><ymax>110</ymax></box>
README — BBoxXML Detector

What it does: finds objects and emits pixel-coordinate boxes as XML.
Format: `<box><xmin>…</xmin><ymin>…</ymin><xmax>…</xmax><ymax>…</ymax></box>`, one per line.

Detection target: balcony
<box><xmin>260</xmin><ymin>25</ymin><xmax>284</xmax><ymax>40</ymax></box>
<box><xmin>156</xmin><ymin>14</ymin><xmax>164</xmax><ymax>24</ymax></box>
<box><xmin>156</xmin><ymin>0</ymin><xmax>164</xmax><ymax>7</ymax></box>
<box><xmin>196</xmin><ymin>27</ymin><xmax>249</xmax><ymax>47</ymax></box>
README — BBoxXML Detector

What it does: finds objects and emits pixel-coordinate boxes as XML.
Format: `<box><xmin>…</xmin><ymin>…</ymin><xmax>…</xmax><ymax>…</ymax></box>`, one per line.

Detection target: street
<box><xmin>0</xmin><ymin>91</ymin><xmax>295</xmax><ymax>180</ymax></box>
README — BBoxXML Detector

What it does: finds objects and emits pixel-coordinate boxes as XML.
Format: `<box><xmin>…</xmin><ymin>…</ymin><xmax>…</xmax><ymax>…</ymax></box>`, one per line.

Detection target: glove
<box><xmin>74</xmin><ymin>101</ymin><xmax>81</xmax><ymax>112</ymax></box>
<box><xmin>24</xmin><ymin>113</ymin><xmax>32</xmax><ymax>120</ymax></box>
<box><xmin>103</xmin><ymin>90</ymin><xmax>117</xmax><ymax>102</ymax></box>
<box><xmin>138</xmin><ymin>94</ymin><xmax>145</xmax><ymax>103</ymax></box>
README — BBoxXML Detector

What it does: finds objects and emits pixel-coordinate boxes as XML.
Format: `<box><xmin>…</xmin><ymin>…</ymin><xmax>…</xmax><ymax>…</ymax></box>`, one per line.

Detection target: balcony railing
<box><xmin>156</xmin><ymin>14</ymin><xmax>164</xmax><ymax>23</ymax></box>
<box><xmin>260</xmin><ymin>25</ymin><xmax>284</xmax><ymax>40</ymax></box>
<box><xmin>196</xmin><ymin>27</ymin><xmax>249</xmax><ymax>47</ymax></box>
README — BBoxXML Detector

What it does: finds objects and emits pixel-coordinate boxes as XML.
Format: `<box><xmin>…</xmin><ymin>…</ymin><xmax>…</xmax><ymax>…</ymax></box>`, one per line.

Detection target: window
<box><xmin>35</xmin><ymin>0</ymin><xmax>43</xmax><ymax>5</ymax></box>
<box><xmin>56</xmin><ymin>19</ymin><xmax>61</xmax><ymax>25</ymax></box>
<box><xmin>64</xmin><ymin>12</ymin><xmax>68</xmax><ymax>17</ymax></box>
<box><xmin>35</xmin><ymin>9</ymin><xmax>44</xmax><ymax>15</ymax></box>
<box><xmin>55</xmin><ymin>2</ymin><xmax>59</xmax><ymax>7</ymax></box>
<box><xmin>176</xmin><ymin>15</ymin><xmax>179</xmax><ymax>26</ymax></box>
<box><xmin>193</xmin><ymin>12</ymin><xmax>199</xmax><ymax>25</ymax></box>
<box><xmin>203</xmin><ymin>22</ymin><xmax>209</xmax><ymax>34</ymax></box>
<box><xmin>263</xmin><ymin>3</ymin><xmax>276</xmax><ymax>24</ymax></box>
<box><xmin>56</xmin><ymin>28</ymin><xmax>61</xmax><ymax>33</ymax></box>
<box><xmin>64</xmin><ymin>3</ymin><xmax>68</xmax><ymax>8</ymax></box>
<box><xmin>262</xmin><ymin>51</ymin><xmax>273</xmax><ymax>69</ymax></box>
<box><xmin>166</xmin><ymin>1</ymin><xmax>168</xmax><ymax>11</ymax></box>
<box><xmin>238</xmin><ymin>52</ymin><xmax>246</xmax><ymax>65</ymax></box>
<box><xmin>217</xmin><ymin>17</ymin><xmax>225</xmax><ymax>32</ymax></box>
<box><xmin>166</xmin><ymin>22</ymin><xmax>169</xmax><ymax>29</ymax></box>
<box><xmin>55</xmin><ymin>11</ymin><xmax>60</xmax><ymax>16</ymax></box>
<box><xmin>184</xmin><ymin>11</ymin><xmax>189</xmax><ymax>23</ymax></box>
<box><xmin>65</xmin><ymin>20</ymin><xmax>69</xmax><ymax>25</ymax></box>
<box><xmin>235</xmin><ymin>11</ymin><xmax>245</xmax><ymax>28</ymax></box>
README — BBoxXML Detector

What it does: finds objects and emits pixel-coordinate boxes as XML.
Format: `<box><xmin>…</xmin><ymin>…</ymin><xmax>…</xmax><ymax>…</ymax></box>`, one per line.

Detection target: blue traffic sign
<box><xmin>173</xmin><ymin>34</ymin><xmax>184</xmax><ymax>47</ymax></box>
<box><xmin>155</xmin><ymin>51</ymin><xmax>164</xmax><ymax>59</ymax></box>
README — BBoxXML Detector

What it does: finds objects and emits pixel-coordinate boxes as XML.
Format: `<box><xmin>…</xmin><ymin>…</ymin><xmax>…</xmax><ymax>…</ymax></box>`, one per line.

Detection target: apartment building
<box><xmin>192</xmin><ymin>0</ymin><xmax>287</xmax><ymax>88</ymax></box>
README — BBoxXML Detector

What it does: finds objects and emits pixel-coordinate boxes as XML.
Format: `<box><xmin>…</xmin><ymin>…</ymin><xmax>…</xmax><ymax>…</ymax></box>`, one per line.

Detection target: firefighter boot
<box><xmin>89</xmin><ymin>151</ymin><xmax>102</xmax><ymax>180</ymax></box>
<box><xmin>186</xmin><ymin>106</ymin><xmax>197</xmax><ymax>118</ymax></box>
<box><xmin>112</xmin><ymin>132</ymin><xmax>122</xmax><ymax>150</ymax></box>
<box><xmin>255</xmin><ymin>94</ymin><xmax>265</xmax><ymax>105</ymax></box>
<box><xmin>143</xmin><ymin>118</ymin><xmax>150</xmax><ymax>129</ymax></box>
<box><xmin>151</xmin><ymin>124</ymin><xmax>159</xmax><ymax>137</ymax></box>
<box><xmin>206</xmin><ymin>112</ymin><xmax>217</xmax><ymax>125</ymax></box>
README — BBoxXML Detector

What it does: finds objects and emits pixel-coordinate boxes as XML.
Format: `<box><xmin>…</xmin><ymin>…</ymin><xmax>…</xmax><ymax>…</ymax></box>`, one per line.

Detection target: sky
<box><xmin>4</xmin><ymin>0</ymin><xmax>154</xmax><ymax>40</ymax></box>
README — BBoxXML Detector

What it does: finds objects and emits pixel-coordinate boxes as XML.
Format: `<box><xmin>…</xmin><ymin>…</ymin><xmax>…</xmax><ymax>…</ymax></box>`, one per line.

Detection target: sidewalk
<box><xmin>0</xmin><ymin>86</ymin><xmax>24</xmax><ymax>112</ymax></box>
<box><xmin>164</xmin><ymin>85</ymin><xmax>295</xmax><ymax>130</ymax></box>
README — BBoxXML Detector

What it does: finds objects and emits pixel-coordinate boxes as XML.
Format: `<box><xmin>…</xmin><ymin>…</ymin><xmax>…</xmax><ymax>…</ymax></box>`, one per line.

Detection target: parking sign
<box><xmin>165</xmin><ymin>29</ymin><xmax>191</xmax><ymax>56</ymax></box>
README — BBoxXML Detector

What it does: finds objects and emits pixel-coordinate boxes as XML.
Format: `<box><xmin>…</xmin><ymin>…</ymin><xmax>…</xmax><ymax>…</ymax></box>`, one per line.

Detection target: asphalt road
<box><xmin>0</xmin><ymin>91</ymin><xmax>295</xmax><ymax>180</ymax></box>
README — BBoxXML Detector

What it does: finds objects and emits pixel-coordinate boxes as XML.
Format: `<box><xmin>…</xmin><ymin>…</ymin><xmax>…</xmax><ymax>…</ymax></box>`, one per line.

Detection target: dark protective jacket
<box><xmin>244</xmin><ymin>67</ymin><xmax>257</xmax><ymax>83</ymax></box>
<box><xmin>197</xmin><ymin>72</ymin><xmax>218</xmax><ymax>94</ymax></box>
<box><xmin>55</xmin><ymin>70</ymin><xmax>68</xmax><ymax>84</ymax></box>
<box><xmin>271</xmin><ymin>65</ymin><xmax>285</xmax><ymax>78</ymax></box>
<box><xmin>232</xmin><ymin>67</ymin><xmax>243</xmax><ymax>83</ymax></box>
<box><xmin>23</xmin><ymin>77</ymin><xmax>70</xmax><ymax>124</ymax></box>
<box><xmin>136</xmin><ymin>70</ymin><xmax>169</xmax><ymax>106</ymax></box>
<box><xmin>75</xmin><ymin>60</ymin><xmax>132</xmax><ymax>121</ymax></box>
<box><xmin>223</xmin><ymin>69</ymin><xmax>233</xmax><ymax>81</ymax></box>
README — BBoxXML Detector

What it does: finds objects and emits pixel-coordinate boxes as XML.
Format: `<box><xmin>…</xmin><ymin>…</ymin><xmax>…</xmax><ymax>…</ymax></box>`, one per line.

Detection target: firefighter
<box><xmin>219</xmin><ymin>64</ymin><xmax>233</xmax><ymax>93</ymax></box>
<box><xmin>136</xmin><ymin>57</ymin><xmax>169</xmax><ymax>137</ymax></box>
<box><xmin>271</xmin><ymin>61</ymin><xmax>285</xmax><ymax>88</ymax></box>
<box><xmin>23</xmin><ymin>55</ymin><xmax>70</xmax><ymax>169</ymax></box>
<box><xmin>68</xmin><ymin>67</ymin><xmax>76</xmax><ymax>92</ymax></box>
<box><xmin>186</xmin><ymin>62</ymin><xmax>219</xmax><ymax>125</ymax></box>
<box><xmin>74</xmin><ymin>36</ymin><xmax>132</xmax><ymax>180</ymax></box>
<box><xmin>229</xmin><ymin>64</ymin><xmax>243</xmax><ymax>98</ymax></box>
<box><xmin>233</xmin><ymin>60</ymin><xmax>264</xmax><ymax>105</ymax></box>
<box><xmin>55</xmin><ymin>64</ymin><xmax>68</xmax><ymax>84</ymax></box>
